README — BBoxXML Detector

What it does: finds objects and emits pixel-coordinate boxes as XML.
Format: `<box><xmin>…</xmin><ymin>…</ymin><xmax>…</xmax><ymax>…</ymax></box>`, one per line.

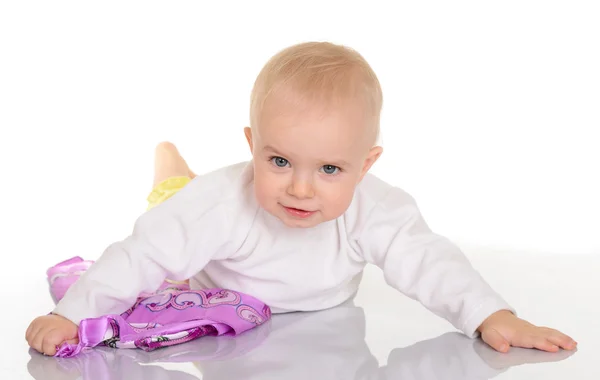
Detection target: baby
<box><xmin>26</xmin><ymin>41</ymin><xmax>576</xmax><ymax>356</ymax></box>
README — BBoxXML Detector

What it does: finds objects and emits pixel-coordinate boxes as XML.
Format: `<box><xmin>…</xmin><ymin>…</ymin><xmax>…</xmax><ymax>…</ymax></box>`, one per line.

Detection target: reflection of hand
<box><xmin>27</xmin><ymin>347</ymin><xmax>202</xmax><ymax>380</ymax></box>
<box><xmin>477</xmin><ymin>310</ymin><xmax>577</xmax><ymax>353</ymax></box>
<box><xmin>27</xmin><ymin>350</ymin><xmax>80</xmax><ymax>380</ymax></box>
<box><xmin>473</xmin><ymin>337</ymin><xmax>576</xmax><ymax>371</ymax></box>
<box><xmin>381</xmin><ymin>331</ymin><xmax>576</xmax><ymax>380</ymax></box>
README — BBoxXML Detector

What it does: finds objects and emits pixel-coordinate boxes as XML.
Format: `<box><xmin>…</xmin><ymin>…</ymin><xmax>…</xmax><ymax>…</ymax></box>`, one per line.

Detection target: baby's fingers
<box><xmin>515</xmin><ymin>334</ymin><xmax>559</xmax><ymax>352</ymax></box>
<box><xmin>41</xmin><ymin>329</ymin><xmax>64</xmax><ymax>356</ymax></box>
<box><xmin>481</xmin><ymin>328</ymin><xmax>510</xmax><ymax>353</ymax></box>
<box><xmin>25</xmin><ymin>321</ymin><xmax>40</xmax><ymax>344</ymax></box>
<box><xmin>29</xmin><ymin>327</ymin><xmax>47</xmax><ymax>354</ymax></box>
<box><xmin>547</xmin><ymin>332</ymin><xmax>577</xmax><ymax>350</ymax></box>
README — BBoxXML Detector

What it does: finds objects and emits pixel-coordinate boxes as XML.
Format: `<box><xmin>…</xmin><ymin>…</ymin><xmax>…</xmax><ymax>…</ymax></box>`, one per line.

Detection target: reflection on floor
<box><xmin>27</xmin><ymin>301</ymin><xmax>575</xmax><ymax>380</ymax></box>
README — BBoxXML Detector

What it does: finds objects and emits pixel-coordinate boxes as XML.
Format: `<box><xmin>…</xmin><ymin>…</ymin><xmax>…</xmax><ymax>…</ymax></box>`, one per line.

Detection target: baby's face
<box><xmin>246</xmin><ymin>93</ymin><xmax>381</xmax><ymax>228</ymax></box>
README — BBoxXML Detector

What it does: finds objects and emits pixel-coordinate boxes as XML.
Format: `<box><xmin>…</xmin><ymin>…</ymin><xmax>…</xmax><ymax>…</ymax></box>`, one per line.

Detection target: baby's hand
<box><xmin>477</xmin><ymin>310</ymin><xmax>577</xmax><ymax>353</ymax></box>
<box><xmin>26</xmin><ymin>314</ymin><xmax>79</xmax><ymax>356</ymax></box>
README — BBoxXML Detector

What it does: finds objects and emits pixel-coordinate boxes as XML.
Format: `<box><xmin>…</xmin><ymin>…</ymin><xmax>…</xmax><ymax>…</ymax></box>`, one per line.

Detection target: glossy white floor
<box><xmin>6</xmin><ymin>247</ymin><xmax>598</xmax><ymax>379</ymax></box>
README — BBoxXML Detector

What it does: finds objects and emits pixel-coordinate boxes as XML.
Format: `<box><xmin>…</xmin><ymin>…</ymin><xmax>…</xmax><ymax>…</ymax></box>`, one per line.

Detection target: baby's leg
<box><xmin>153</xmin><ymin>141</ymin><xmax>196</xmax><ymax>187</ymax></box>
<box><xmin>147</xmin><ymin>142</ymin><xmax>197</xmax><ymax>210</ymax></box>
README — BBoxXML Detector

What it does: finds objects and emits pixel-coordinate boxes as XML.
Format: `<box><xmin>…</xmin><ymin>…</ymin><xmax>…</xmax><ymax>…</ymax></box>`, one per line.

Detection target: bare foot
<box><xmin>153</xmin><ymin>142</ymin><xmax>195</xmax><ymax>187</ymax></box>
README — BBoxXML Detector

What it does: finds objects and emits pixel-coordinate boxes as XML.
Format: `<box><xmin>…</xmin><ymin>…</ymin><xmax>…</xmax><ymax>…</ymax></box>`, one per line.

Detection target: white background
<box><xmin>2</xmin><ymin>2</ymin><xmax>599</xmax><ymax>275</ymax></box>
<box><xmin>0</xmin><ymin>1</ymin><xmax>600</xmax><ymax>265</ymax></box>
<box><xmin>2</xmin><ymin>1</ymin><xmax>598</xmax><ymax>269</ymax></box>
<box><xmin>1</xmin><ymin>2</ymin><xmax>599</xmax><ymax>378</ymax></box>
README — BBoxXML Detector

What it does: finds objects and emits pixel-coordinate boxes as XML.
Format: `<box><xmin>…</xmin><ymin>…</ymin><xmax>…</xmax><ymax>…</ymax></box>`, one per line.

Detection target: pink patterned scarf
<box><xmin>47</xmin><ymin>257</ymin><xmax>271</xmax><ymax>358</ymax></box>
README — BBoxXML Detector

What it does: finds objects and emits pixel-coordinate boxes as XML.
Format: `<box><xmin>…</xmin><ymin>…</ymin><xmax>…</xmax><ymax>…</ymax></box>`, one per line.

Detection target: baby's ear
<box><xmin>360</xmin><ymin>146</ymin><xmax>383</xmax><ymax>180</ymax></box>
<box><xmin>244</xmin><ymin>127</ymin><xmax>254</xmax><ymax>154</ymax></box>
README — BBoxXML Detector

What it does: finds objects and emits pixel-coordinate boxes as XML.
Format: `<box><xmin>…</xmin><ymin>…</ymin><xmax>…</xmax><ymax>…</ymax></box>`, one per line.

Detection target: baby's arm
<box><xmin>26</xmin><ymin>207</ymin><xmax>196</xmax><ymax>355</ymax></box>
<box><xmin>352</xmin><ymin>187</ymin><xmax>576</xmax><ymax>352</ymax></box>
<box><xmin>354</xmin><ymin>187</ymin><xmax>512</xmax><ymax>337</ymax></box>
<box><xmin>26</xmin><ymin>172</ymin><xmax>248</xmax><ymax>355</ymax></box>
<box><xmin>52</xmin><ymin>206</ymin><xmax>200</xmax><ymax>323</ymax></box>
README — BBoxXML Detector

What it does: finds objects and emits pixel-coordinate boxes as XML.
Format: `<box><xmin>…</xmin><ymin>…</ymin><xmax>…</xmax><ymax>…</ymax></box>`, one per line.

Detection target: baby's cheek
<box><xmin>253</xmin><ymin>178</ymin><xmax>271</xmax><ymax>204</ymax></box>
<box><xmin>322</xmin><ymin>182</ymin><xmax>355</xmax><ymax>217</ymax></box>
<box><xmin>254</xmin><ymin>172</ymin><xmax>281</xmax><ymax>204</ymax></box>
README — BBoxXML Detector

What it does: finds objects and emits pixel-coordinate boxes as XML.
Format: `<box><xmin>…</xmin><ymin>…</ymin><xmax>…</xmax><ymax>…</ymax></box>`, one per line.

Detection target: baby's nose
<box><xmin>287</xmin><ymin>178</ymin><xmax>315</xmax><ymax>199</ymax></box>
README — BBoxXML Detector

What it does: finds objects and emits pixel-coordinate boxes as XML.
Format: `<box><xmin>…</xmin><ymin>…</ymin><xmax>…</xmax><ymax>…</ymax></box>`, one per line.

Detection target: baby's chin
<box><xmin>282</xmin><ymin>215</ymin><xmax>328</xmax><ymax>228</ymax></box>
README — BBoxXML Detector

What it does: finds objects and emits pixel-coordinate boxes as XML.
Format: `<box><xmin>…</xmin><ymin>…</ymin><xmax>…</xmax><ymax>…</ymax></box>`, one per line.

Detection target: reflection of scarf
<box><xmin>47</xmin><ymin>256</ymin><xmax>271</xmax><ymax>358</ymax></box>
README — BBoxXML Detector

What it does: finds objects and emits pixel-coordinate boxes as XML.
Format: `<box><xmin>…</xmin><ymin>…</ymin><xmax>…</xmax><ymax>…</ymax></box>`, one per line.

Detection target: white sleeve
<box><xmin>52</xmin><ymin>173</ymin><xmax>250</xmax><ymax>325</ymax></box>
<box><xmin>354</xmin><ymin>188</ymin><xmax>514</xmax><ymax>338</ymax></box>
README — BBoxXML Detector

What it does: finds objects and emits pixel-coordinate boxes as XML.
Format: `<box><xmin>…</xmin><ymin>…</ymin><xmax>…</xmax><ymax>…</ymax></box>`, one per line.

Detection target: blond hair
<box><xmin>249</xmin><ymin>41</ymin><xmax>383</xmax><ymax>143</ymax></box>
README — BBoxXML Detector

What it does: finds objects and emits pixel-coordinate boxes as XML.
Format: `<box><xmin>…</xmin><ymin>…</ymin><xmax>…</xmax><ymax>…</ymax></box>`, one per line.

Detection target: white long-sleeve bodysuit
<box><xmin>53</xmin><ymin>161</ymin><xmax>513</xmax><ymax>338</ymax></box>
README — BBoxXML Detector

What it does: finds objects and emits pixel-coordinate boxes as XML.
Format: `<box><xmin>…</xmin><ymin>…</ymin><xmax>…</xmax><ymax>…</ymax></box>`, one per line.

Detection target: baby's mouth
<box><xmin>282</xmin><ymin>205</ymin><xmax>316</xmax><ymax>218</ymax></box>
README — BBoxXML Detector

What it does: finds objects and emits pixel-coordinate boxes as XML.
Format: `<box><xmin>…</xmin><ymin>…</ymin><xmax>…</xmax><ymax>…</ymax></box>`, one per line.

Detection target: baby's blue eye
<box><xmin>322</xmin><ymin>165</ymin><xmax>339</xmax><ymax>175</ymax></box>
<box><xmin>272</xmin><ymin>157</ymin><xmax>289</xmax><ymax>167</ymax></box>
